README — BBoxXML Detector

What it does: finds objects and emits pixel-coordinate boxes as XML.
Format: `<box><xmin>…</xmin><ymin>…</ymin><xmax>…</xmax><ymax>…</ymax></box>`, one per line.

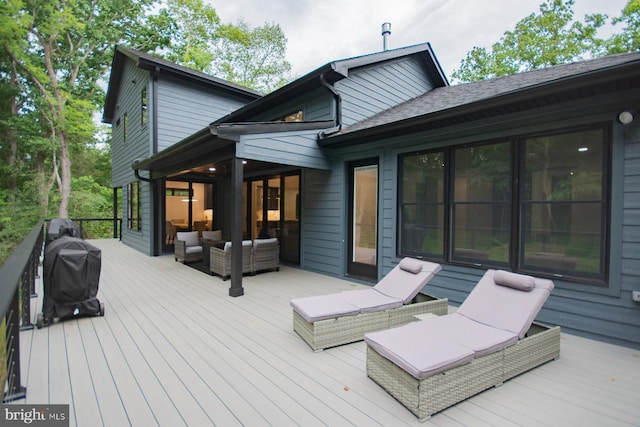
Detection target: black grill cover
<box><xmin>43</xmin><ymin>236</ymin><xmax>101</xmax><ymax>318</ymax></box>
<box><xmin>46</xmin><ymin>218</ymin><xmax>81</xmax><ymax>247</ymax></box>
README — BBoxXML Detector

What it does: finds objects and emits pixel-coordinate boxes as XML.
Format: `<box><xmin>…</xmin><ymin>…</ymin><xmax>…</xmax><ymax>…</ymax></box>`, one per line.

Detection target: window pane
<box><xmin>523</xmin><ymin>129</ymin><xmax>603</xmax><ymax>201</ymax></box>
<box><xmin>522</xmin><ymin>129</ymin><xmax>605</xmax><ymax>277</ymax></box>
<box><xmin>399</xmin><ymin>152</ymin><xmax>444</xmax><ymax>257</ymax></box>
<box><xmin>452</xmin><ymin>142</ymin><xmax>511</xmax><ymax>264</ymax></box>
<box><xmin>521</xmin><ymin>202</ymin><xmax>602</xmax><ymax>274</ymax></box>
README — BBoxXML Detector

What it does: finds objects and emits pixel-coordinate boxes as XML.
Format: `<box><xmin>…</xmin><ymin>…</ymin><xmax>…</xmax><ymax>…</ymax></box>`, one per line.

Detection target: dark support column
<box><xmin>229</xmin><ymin>157</ymin><xmax>244</xmax><ymax>297</ymax></box>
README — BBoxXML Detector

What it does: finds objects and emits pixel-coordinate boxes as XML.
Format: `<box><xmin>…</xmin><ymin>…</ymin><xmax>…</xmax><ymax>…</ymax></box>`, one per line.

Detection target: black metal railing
<box><xmin>1</xmin><ymin>217</ymin><xmax>121</xmax><ymax>403</ymax></box>
<box><xmin>1</xmin><ymin>220</ymin><xmax>44</xmax><ymax>402</ymax></box>
<box><xmin>44</xmin><ymin>217</ymin><xmax>122</xmax><ymax>240</ymax></box>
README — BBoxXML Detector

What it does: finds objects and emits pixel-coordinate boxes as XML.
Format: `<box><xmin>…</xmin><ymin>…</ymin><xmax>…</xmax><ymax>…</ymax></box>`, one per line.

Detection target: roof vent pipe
<box><xmin>381</xmin><ymin>22</ymin><xmax>391</xmax><ymax>51</ymax></box>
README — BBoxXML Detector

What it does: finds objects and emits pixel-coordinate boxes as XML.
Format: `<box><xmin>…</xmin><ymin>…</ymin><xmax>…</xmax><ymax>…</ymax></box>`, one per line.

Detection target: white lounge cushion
<box><xmin>290</xmin><ymin>294</ymin><xmax>359</xmax><ymax>322</ymax></box>
<box><xmin>365</xmin><ymin>321</ymin><xmax>474</xmax><ymax>380</ymax></box>
<box><xmin>457</xmin><ymin>270</ymin><xmax>554</xmax><ymax>339</ymax></box>
<box><xmin>338</xmin><ymin>289</ymin><xmax>403</xmax><ymax>313</ymax></box>
<box><xmin>176</xmin><ymin>231</ymin><xmax>199</xmax><ymax>247</ymax></box>
<box><xmin>421</xmin><ymin>313</ymin><xmax>518</xmax><ymax>357</ymax></box>
<box><xmin>202</xmin><ymin>230</ymin><xmax>222</xmax><ymax>241</ymax></box>
<box><xmin>373</xmin><ymin>259</ymin><xmax>442</xmax><ymax>304</ymax></box>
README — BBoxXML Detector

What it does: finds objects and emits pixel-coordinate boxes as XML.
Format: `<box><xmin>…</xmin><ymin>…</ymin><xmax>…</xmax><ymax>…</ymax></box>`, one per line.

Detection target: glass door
<box><xmin>348</xmin><ymin>159</ymin><xmax>378</xmax><ymax>280</ymax></box>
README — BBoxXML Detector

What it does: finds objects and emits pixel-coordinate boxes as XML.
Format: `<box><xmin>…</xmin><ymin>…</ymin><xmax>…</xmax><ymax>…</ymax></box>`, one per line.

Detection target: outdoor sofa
<box><xmin>208</xmin><ymin>237</ymin><xmax>280</xmax><ymax>279</ymax></box>
<box><xmin>290</xmin><ymin>258</ymin><xmax>447</xmax><ymax>351</ymax></box>
<box><xmin>364</xmin><ymin>269</ymin><xmax>560</xmax><ymax>421</ymax></box>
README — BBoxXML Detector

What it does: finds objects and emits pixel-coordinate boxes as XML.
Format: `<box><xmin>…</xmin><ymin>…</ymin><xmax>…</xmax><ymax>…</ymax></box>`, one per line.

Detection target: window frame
<box><xmin>397</xmin><ymin>124</ymin><xmax>611</xmax><ymax>286</ymax></box>
<box><xmin>127</xmin><ymin>181</ymin><xmax>141</xmax><ymax>231</ymax></box>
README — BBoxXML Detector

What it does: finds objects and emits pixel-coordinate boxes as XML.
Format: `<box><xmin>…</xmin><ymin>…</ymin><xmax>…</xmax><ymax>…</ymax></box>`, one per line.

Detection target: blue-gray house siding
<box><xmin>336</xmin><ymin>56</ymin><xmax>436</xmax><ymax>126</ymax></box>
<box><xmin>156</xmin><ymin>76</ymin><xmax>251</xmax><ymax>150</ymax></box>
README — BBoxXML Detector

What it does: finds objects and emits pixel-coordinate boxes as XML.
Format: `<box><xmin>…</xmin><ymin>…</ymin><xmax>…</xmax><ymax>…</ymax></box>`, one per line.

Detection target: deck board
<box><xmin>16</xmin><ymin>239</ymin><xmax>640</xmax><ymax>426</ymax></box>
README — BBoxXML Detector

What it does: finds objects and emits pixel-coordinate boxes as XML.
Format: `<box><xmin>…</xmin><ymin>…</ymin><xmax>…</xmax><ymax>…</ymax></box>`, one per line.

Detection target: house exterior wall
<box><xmin>335</xmin><ymin>56</ymin><xmax>436</xmax><ymax>126</ymax></box>
<box><xmin>305</xmin><ymin>90</ymin><xmax>640</xmax><ymax>349</ymax></box>
<box><xmin>249</xmin><ymin>87</ymin><xmax>334</xmax><ymax>122</ymax></box>
<box><xmin>110</xmin><ymin>59</ymin><xmax>154</xmax><ymax>255</ymax></box>
<box><xmin>238</xmin><ymin>129</ymin><xmax>331</xmax><ymax>170</ymax></box>
<box><xmin>156</xmin><ymin>76</ymin><xmax>251</xmax><ymax>150</ymax></box>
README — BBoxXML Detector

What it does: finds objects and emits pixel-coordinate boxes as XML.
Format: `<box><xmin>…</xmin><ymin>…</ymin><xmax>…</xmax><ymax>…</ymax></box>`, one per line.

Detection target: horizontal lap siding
<box><xmin>251</xmin><ymin>88</ymin><xmax>334</xmax><ymax>122</ymax></box>
<box><xmin>239</xmin><ymin>130</ymin><xmax>330</xmax><ymax>170</ymax></box>
<box><xmin>337</xmin><ymin>57</ymin><xmax>435</xmax><ymax>126</ymax></box>
<box><xmin>301</xmin><ymin>169</ymin><xmax>344</xmax><ymax>277</ymax></box>
<box><xmin>110</xmin><ymin>61</ymin><xmax>153</xmax><ymax>255</ymax></box>
<box><xmin>156</xmin><ymin>77</ymin><xmax>250</xmax><ymax>150</ymax></box>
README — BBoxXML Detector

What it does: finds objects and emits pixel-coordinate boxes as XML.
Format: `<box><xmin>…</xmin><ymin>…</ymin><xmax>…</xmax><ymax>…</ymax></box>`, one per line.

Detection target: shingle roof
<box><xmin>326</xmin><ymin>52</ymin><xmax>640</xmax><ymax>142</ymax></box>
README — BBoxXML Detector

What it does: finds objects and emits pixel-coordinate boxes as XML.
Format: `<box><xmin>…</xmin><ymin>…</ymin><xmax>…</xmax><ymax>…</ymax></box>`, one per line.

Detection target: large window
<box><xmin>398</xmin><ymin>126</ymin><xmax>609</xmax><ymax>284</ymax></box>
<box><xmin>127</xmin><ymin>181</ymin><xmax>141</xmax><ymax>231</ymax></box>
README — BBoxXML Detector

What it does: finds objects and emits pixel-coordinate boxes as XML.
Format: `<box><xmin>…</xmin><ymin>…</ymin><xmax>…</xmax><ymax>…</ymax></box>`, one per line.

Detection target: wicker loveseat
<box><xmin>365</xmin><ymin>269</ymin><xmax>560</xmax><ymax>421</ymax></box>
<box><xmin>174</xmin><ymin>231</ymin><xmax>202</xmax><ymax>263</ymax></box>
<box><xmin>209</xmin><ymin>240</ymin><xmax>253</xmax><ymax>280</ymax></box>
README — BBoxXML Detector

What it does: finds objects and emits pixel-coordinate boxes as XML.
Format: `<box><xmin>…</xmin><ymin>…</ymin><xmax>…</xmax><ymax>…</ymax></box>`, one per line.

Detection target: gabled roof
<box><xmin>321</xmin><ymin>51</ymin><xmax>640</xmax><ymax>147</ymax></box>
<box><xmin>212</xmin><ymin>42</ymin><xmax>448</xmax><ymax>124</ymax></box>
<box><xmin>102</xmin><ymin>45</ymin><xmax>262</xmax><ymax>123</ymax></box>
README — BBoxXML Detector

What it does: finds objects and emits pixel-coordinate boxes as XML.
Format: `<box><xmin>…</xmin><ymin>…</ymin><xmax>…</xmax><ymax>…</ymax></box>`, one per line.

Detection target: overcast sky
<box><xmin>209</xmin><ymin>0</ymin><xmax>629</xmax><ymax>81</ymax></box>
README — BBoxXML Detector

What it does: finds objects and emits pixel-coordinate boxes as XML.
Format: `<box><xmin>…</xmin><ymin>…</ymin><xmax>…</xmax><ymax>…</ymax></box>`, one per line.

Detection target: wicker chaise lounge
<box><xmin>290</xmin><ymin>258</ymin><xmax>447</xmax><ymax>351</ymax></box>
<box><xmin>365</xmin><ymin>269</ymin><xmax>560</xmax><ymax>421</ymax></box>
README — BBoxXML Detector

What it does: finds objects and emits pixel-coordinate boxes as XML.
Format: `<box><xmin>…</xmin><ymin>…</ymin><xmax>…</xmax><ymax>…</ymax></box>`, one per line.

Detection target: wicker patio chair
<box><xmin>252</xmin><ymin>238</ymin><xmax>279</xmax><ymax>274</ymax></box>
<box><xmin>209</xmin><ymin>240</ymin><xmax>253</xmax><ymax>280</ymax></box>
<box><xmin>290</xmin><ymin>258</ymin><xmax>447</xmax><ymax>351</ymax></box>
<box><xmin>174</xmin><ymin>231</ymin><xmax>202</xmax><ymax>263</ymax></box>
<box><xmin>365</xmin><ymin>269</ymin><xmax>560</xmax><ymax>421</ymax></box>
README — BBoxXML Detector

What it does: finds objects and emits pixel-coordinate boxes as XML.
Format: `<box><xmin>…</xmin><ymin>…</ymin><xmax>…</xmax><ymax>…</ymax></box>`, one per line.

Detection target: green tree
<box><xmin>1</xmin><ymin>0</ymin><xmax>160</xmax><ymax>219</ymax></box>
<box><xmin>215</xmin><ymin>20</ymin><xmax>292</xmax><ymax>93</ymax></box>
<box><xmin>607</xmin><ymin>0</ymin><xmax>640</xmax><ymax>53</ymax></box>
<box><xmin>152</xmin><ymin>0</ymin><xmax>291</xmax><ymax>92</ymax></box>
<box><xmin>452</xmin><ymin>0</ymin><xmax>608</xmax><ymax>83</ymax></box>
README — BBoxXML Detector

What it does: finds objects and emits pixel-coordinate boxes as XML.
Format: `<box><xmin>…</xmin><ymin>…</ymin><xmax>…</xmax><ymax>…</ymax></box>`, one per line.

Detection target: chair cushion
<box><xmin>494</xmin><ymin>270</ymin><xmax>535</xmax><ymax>291</ymax></box>
<box><xmin>176</xmin><ymin>231</ymin><xmax>199</xmax><ymax>247</ymax></box>
<box><xmin>457</xmin><ymin>270</ymin><xmax>554</xmax><ymax>339</ymax></box>
<box><xmin>373</xmin><ymin>259</ymin><xmax>442</xmax><ymax>304</ymax></box>
<box><xmin>202</xmin><ymin>230</ymin><xmax>222</xmax><ymax>241</ymax></box>
<box><xmin>253</xmin><ymin>238</ymin><xmax>278</xmax><ymax>248</ymax></box>
<box><xmin>421</xmin><ymin>313</ymin><xmax>518</xmax><ymax>357</ymax></box>
<box><xmin>290</xmin><ymin>294</ymin><xmax>360</xmax><ymax>322</ymax></box>
<box><xmin>223</xmin><ymin>240</ymin><xmax>253</xmax><ymax>251</ymax></box>
<box><xmin>185</xmin><ymin>245</ymin><xmax>202</xmax><ymax>254</ymax></box>
<box><xmin>365</xmin><ymin>321</ymin><xmax>475</xmax><ymax>380</ymax></box>
<box><xmin>338</xmin><ymin>289</ymin><xmax>403</xmax><ymax>313</ymax></box>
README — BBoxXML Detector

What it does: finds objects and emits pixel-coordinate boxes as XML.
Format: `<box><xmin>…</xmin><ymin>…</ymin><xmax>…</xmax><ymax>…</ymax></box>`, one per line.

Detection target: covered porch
<box><xmin>18</xmin><ymin>239</ymin><xmax>640</xmax><ymax>426</ymax></box>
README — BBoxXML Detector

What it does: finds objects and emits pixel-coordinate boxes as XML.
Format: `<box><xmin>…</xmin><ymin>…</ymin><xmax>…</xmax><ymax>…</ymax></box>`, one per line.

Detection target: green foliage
<box><xmin>214</xmin><ymin>20</ymin><xmax>292</xmax><ymax>93</ymax></box>
<box><xmin>608</xmin><ymin>0</ymin><xmax>640</xmax><ymax>53</ymax></box>
<box><xmin>452</xmin><ymin>0</ymin><xmax>618</xmax><ymax>83</ymax></box>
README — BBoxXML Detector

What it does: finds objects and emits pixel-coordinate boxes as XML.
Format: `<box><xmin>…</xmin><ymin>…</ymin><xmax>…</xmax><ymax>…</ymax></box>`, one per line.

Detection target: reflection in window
<box><xmin>397</xmin><ymin>126</ymin><xmax>609</xmax><ymax>284</ymax></box>
<box><xmin>399</xmin><ymin>151</ymin><xmax>445</xmax><ymax>258</ymax></box>
<box><xmin>521</xmin><ymin>129</ymin><xmax>606</xmax><ymax>277</ymax></box>
<box><xmin>453</xmin><ymin>142</ymin><xmax>511</xmax><ymax>264</ymax></box>
<box><xmin>127</xmin><ymin>181</ymin><xmax>141</xmax><ymax>231</ymax></box>
<box><xmin>141</xmin><ymin>88</ymin><xmax>147</xmax><ymax>127</ymax></box>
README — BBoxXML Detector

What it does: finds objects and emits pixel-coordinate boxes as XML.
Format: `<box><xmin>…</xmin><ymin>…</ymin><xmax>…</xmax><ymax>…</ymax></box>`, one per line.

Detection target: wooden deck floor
<box><xmin>16</xmin><ymin>239</ymin><xmax>640</xmax><ymax>426</ymax></box>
